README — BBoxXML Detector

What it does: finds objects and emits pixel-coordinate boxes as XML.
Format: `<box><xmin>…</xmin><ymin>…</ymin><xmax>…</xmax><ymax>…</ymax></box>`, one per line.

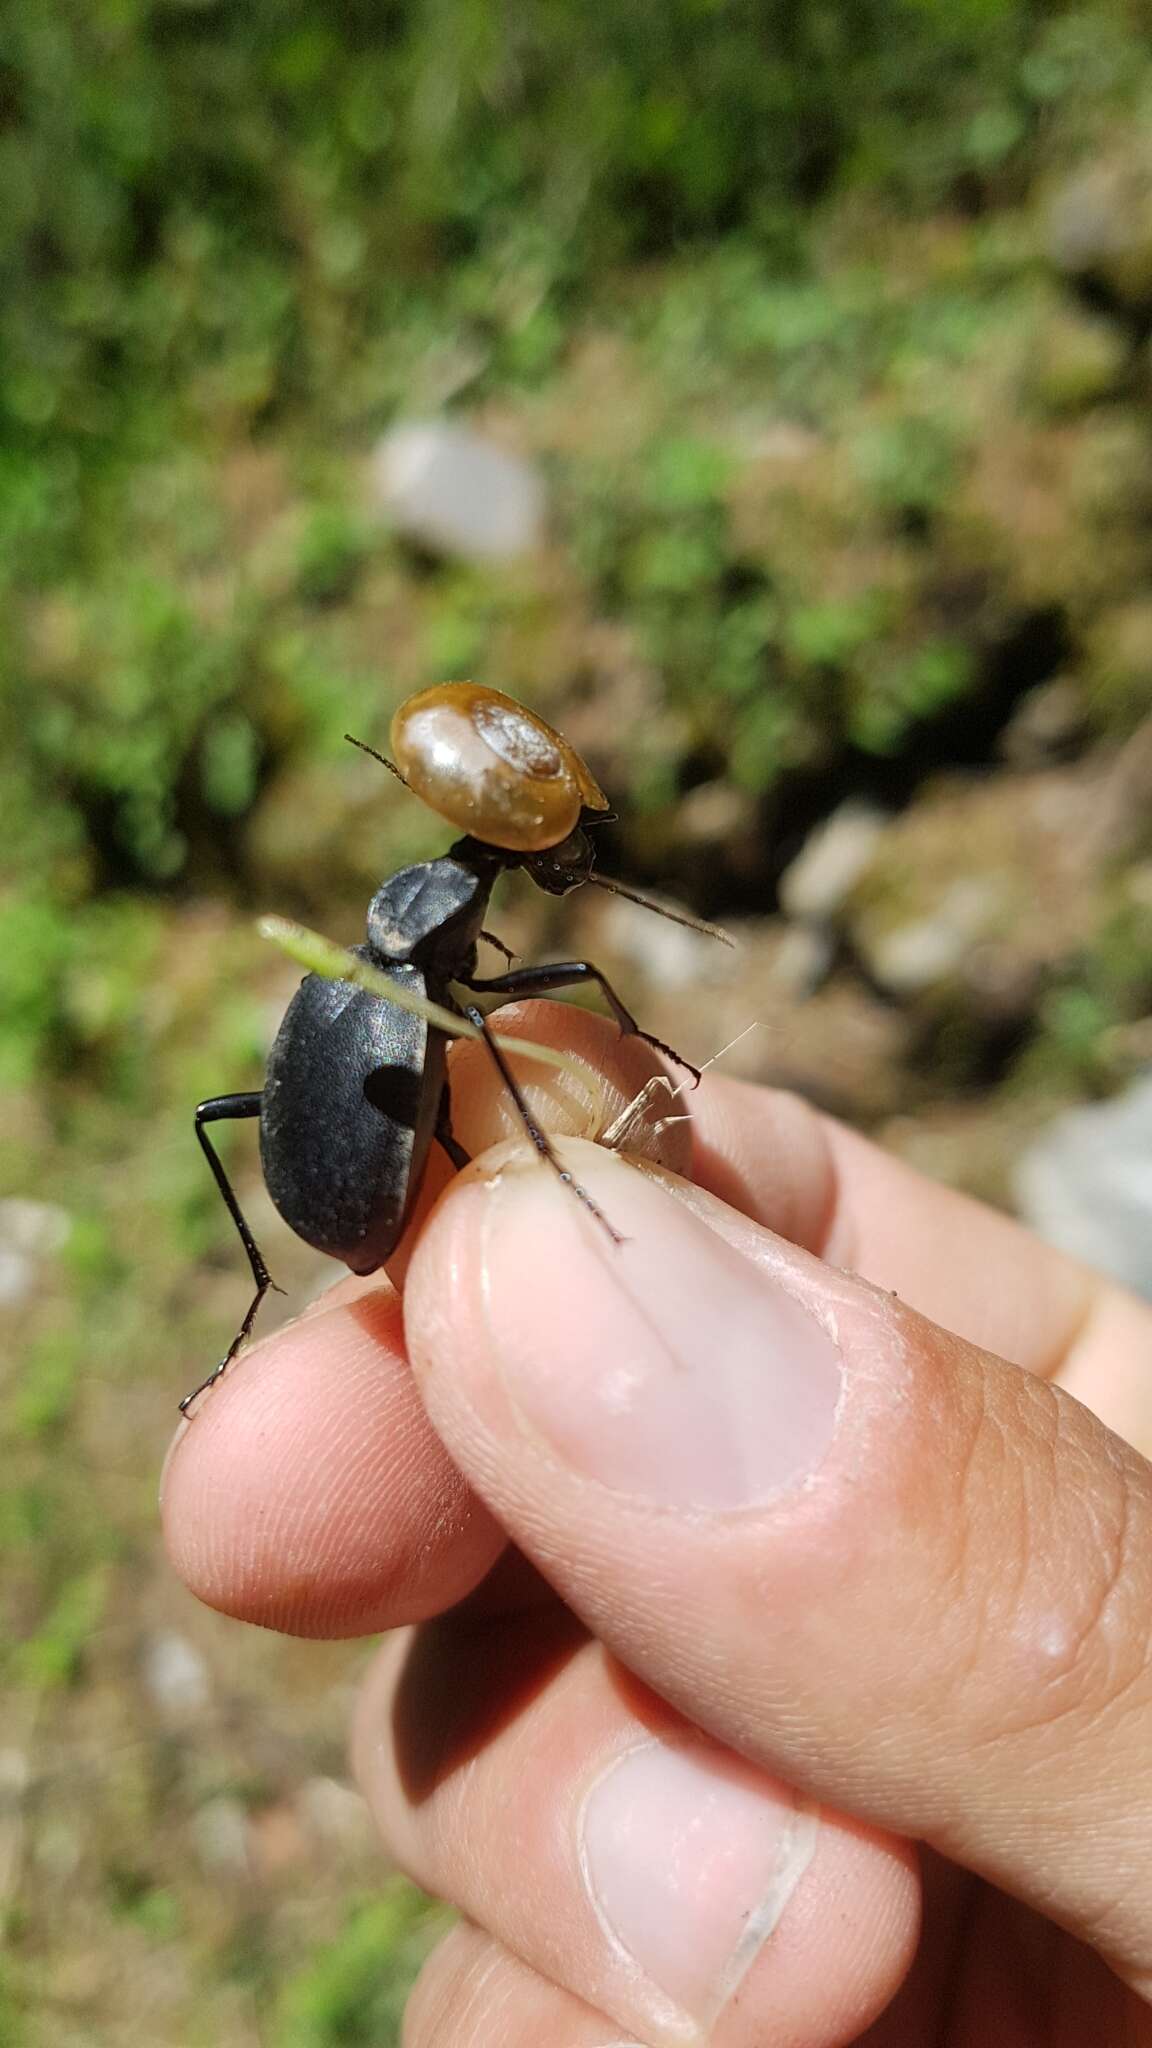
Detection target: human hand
<box><xmin>163</xmin><ymin>1002</ymin><xmax>1152</xmax><ymax>2045</ymax></box>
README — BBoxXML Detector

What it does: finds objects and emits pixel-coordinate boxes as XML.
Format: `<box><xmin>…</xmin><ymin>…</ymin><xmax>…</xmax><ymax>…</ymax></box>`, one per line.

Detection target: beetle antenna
<box><xmin>344</xmin><ymin>733</ymin><xmax>409</xmax><ymax>787</ymax></box>
<box><xmin>586</xmin><ymin>874</ymin><xmax>736</xmax><ymax>948</ymax></box>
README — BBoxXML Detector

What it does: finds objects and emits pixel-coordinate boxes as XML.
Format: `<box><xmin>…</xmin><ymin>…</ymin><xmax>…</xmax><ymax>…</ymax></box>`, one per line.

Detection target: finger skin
<box><xmin>406</xmin><ymin>1894</ymin><xmax>1152</xmax><ymax>2048</ymax></box>
<box><xmin>404</xmin><ymin>1921</ymin><xmax>638</xmax><ymax>2048</ymax></box>
<box><xmin>161</xmin><ymin>1283</ymin><xmax>505</xmax><ymax>1636</ymax></box>
<box><xmin>401</xmin><ymin>1141</ymin><xmax>1152</xmax><ymax>1992</ymax></box>
<box><xmin>690</xmin><ymin>1077</ymin><xmax>1152</xmax><ymax>1449</ymax></box>
<box><xmin>688</xmin><ymin>1077</ymin><xmax>1098</xmax><ymax>1384</ymax></box>
<box><xmin>356</xmin><ymin>1620</ymin><xmax>919</xmax><ymax>2046</ymax></box>
<box><xmin>164</xmin><ymin>1005</ymin><xmax>681</xmax><ymax>1635</ymax></box>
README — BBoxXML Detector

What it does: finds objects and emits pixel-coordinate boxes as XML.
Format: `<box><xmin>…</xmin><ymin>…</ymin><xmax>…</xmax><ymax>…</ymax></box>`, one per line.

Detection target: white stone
<box><xmin>298</xmin><ymin>1776</ymin><xmax>374</xmax><ymax>1854</ymax></box>
<box><xmin>599</xmin><ymin>897</ymin><xmax>739</xmax><ymax>992</ymax></box>
<box><xmin>0</xmin><ymin>1200</ymin><xmax>71</xmax><ymax>1308</ymax></box>
<box><xmin>371</xmin><ymin>420</ymin><xmax>546</xmax><ymax>562</ymax></box>
<box><xmin>0</xmin><ymin>1751</ymin><xmax>30</xmax><ymax>1804</ymax></box>
<box><xmin>778</xmin><ymin>802</ymin><xmax>886</xmax><ymax>924</ymax></box>
<box><xmin>1016</xmin><ymin>1072</ymin><xmax>1152</xmax><ymax>1299</ymax></box>
<box><xmin>865</xmin><ymin>877</ymin><xmax>1005</xmax><ymax>995</ymax></box>
<box><xmin>193</xmin><ymin>1797</ymin><xmax>251</xmax><ymax>1878</ymax></box>
<box><xmin>141</xmin><ymin>1631</ymin><xmax>212</xmax><ymax>1720</ymax></box>
<box><xmin>677</xmin><ymin>779</ymin><xmax>754</xmax><ymax>845</ymax></box>
<box><xmin>771</xmin><ymin>922</ymin><xmax>837</xmax><ymax>997</ymax></box>
<box><xmin>746</xmin><ymin>421</ymin><xmax>823</xmax><ymax>463</ymax></box>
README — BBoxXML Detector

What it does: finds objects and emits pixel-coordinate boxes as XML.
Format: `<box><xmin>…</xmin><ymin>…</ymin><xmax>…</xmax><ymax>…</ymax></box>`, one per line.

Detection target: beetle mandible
<box><xmin>183</xmin><ymin>681</ymin><xmax>721</xmax><ymax>1413</ymax></box>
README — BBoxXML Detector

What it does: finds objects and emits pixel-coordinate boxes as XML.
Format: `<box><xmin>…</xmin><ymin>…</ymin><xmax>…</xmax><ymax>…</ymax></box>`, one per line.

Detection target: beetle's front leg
<box><xmin>463</xmin><ymin>961</ymin><xmax>700</xmax><ymax>1083</ymax></box>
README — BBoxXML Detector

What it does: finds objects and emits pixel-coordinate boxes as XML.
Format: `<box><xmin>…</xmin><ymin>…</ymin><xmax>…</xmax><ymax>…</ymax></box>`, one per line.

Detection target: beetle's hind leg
<box><xmin>464</xmin><ymin>961</ymin><xmax>700</xmax><ymax>1084</ymax></box>
<box><xmin>180</xmin><ymin>1093</ymin><xmax>279</xmax><ymax>1413</ymax></box>
<box><xmin>462</xmin><ymin>1006</ymin><xmax>623</xmax><ymax>1247</ymax></box>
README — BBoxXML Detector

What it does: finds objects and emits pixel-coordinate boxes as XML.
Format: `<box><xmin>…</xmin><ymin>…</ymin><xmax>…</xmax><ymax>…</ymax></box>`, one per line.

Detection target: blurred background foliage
<box><xmin>4</xmin><ymin>0</ymin><xmax>1152</xmax><ymax>2039</ymax></box>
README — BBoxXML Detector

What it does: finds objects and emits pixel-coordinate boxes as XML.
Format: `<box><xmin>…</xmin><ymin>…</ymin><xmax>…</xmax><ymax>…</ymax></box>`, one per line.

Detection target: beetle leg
<box><xmin>463</xmin><ymin>962</ymin><xmax>700</xmax><ymax>1084</ymax></box>
<box><xmin>479</xmin><ymin>929</ymin><xmax>517</xmax><ymax>966</ymax></box>
<box><xmin>434</xmin><ymin>1084</ymin><xmax>472</xmax><ymax>1172</ymax></box>
<box><xmin>181</xmin><ymin>1093</ymin><xmax>277</xmax><ymax>1413</ymax></box>
<box><xmin>461</xmin><ymin>1006</ymin><xmax>623</xmax><ymax>1246</ymax></box>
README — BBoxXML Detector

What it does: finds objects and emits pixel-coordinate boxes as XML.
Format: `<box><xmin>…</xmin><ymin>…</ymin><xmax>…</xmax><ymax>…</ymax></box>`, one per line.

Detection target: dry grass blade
<box><xmin>258</xmin><ymin>916</ymin><xmax>602</xmax><ymax>1083</ymax></box>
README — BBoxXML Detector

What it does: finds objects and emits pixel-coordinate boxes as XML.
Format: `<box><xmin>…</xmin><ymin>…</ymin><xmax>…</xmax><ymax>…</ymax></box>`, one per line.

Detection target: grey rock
<box><xmin>0</xmin><ymin>1199</ymin><xmax>71</xmax><ymax>1309</ymax></box>
<box><xmin>600</xmin><ymin>897</ymin><xmax>740</xmax><ymax>993</ymax></box>
<box><xmin>677</xmin><ymin>778</ymin><xmax>755</xmax><ymax>847</ymax></box>
<box><xmin>778</xmin><ymin>801</ymin><xmax>886</xmax><ymax>924</ymax></box>
<box><xmin>1016</xmin><ymin>1073</ymin><xmax>1152</xmax><ymax>1298</ymax></box>
<box><xmin>141</xmin><ymin>1631</ymin><xmax>212</xmax><ymax>1721</ymax></box>
<box><xmin>0</xmin><ymin>1751</ymin><xmax>30</xmax><ymax>1805</ymax></box>
<box><xmin>0</xmin><ymin>1749</ymin><xmax>30</xmax><ymax>1908</ymax></box>
<box><xmin>747</xmin><ymin>421</ymin><xmax>823</xmax><ymax>463</ymax></box>
<box><xmin>1047</xmin><ymin>149</ymin><xmax>1152</xmax><ymax>307</ymax></box>
<box><xmin>863</xmin><ymin>878</ymin><xmax>1007</xmax><ymax>996</ymax></box>
<box><xmin>999</xmin><ymin>677</ymin><xmax>1088</xmax><ymax>767</ymax></box>
<box><xmin>34</xmin><ymin>1819</ymin><xmax>82</xmax><ymax>1881</ymax></box>
<box><xmin>298</xmin><ymin>1776</ymin><xmax>374</xmax><ymax>1854</ymax></box>
<box><xmin>771</xmin><ymin>922</ymin><xmax>838</xmax><ymax>998</ymax></box>
<box><xmin>193</xmin><ymin>1796</ymin><xmax>252</xmax><ymax>1879</ymax></box>
<box><xmin>371</xmin><ymin>419</ymin><xmax>546</xmax><ymax>562</ymax></box>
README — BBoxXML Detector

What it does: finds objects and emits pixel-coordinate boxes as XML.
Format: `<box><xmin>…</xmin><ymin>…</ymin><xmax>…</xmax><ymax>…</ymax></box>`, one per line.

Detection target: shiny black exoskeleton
<box><xmin>183</xmin><ymin>822</ymin><xmax>687</xmax><ymax>1412</ymax></box>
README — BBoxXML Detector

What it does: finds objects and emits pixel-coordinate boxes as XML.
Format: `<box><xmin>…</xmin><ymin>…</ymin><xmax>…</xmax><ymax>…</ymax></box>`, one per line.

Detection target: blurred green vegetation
<box><xmin>5</xmin><ymin>1</ymin><xmax>1151</xmax><ymax>908</ymax></box>
<box><xmin>270</xmin><ymin>1885</ymin><xmax>448</xmax><ymax>2047</ymax></box>
<box><xmin>4</xmin><ymin>2</ymin><xmax>1152</xmax><ymax>2040</ymax></box>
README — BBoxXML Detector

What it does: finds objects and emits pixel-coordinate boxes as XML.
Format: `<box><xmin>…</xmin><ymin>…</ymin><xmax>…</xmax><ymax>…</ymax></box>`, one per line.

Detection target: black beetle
<box><xmin>183</xmin><ymin>682</ymin><xmax>719</xmax><ymax>1412</ymax></box>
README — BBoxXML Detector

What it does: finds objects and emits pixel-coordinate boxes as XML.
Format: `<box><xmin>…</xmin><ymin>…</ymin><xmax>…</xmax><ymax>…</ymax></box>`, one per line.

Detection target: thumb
<box><xmin>404</xmin><ymin>1139</ymin><xmax>1152</xmax><ymax>1997</ymax></box>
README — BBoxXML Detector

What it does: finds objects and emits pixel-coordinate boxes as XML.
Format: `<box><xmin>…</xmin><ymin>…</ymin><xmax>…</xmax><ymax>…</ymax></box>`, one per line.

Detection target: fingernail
<box><xmin>580</xmin><ymin>1740</ymin><xmax>817</xmax><ymax>2039</ymax></box>
<box><xmin>479</xmin><ymin>1151</ymin><xmax>842</xmax><ymax>1510</ymax></box>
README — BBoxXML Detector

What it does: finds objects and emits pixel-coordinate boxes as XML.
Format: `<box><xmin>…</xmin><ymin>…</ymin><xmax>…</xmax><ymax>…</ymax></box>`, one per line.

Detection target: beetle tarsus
<box><xmin>645</xmin><ymin>1034</ymin><xmax>702</xmax><ymax>1087</ymax></box>
<box><xmin>178</xmin><ymin>1274</ymin><xmax>272</xmax><ymax>1412</ymax></box>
